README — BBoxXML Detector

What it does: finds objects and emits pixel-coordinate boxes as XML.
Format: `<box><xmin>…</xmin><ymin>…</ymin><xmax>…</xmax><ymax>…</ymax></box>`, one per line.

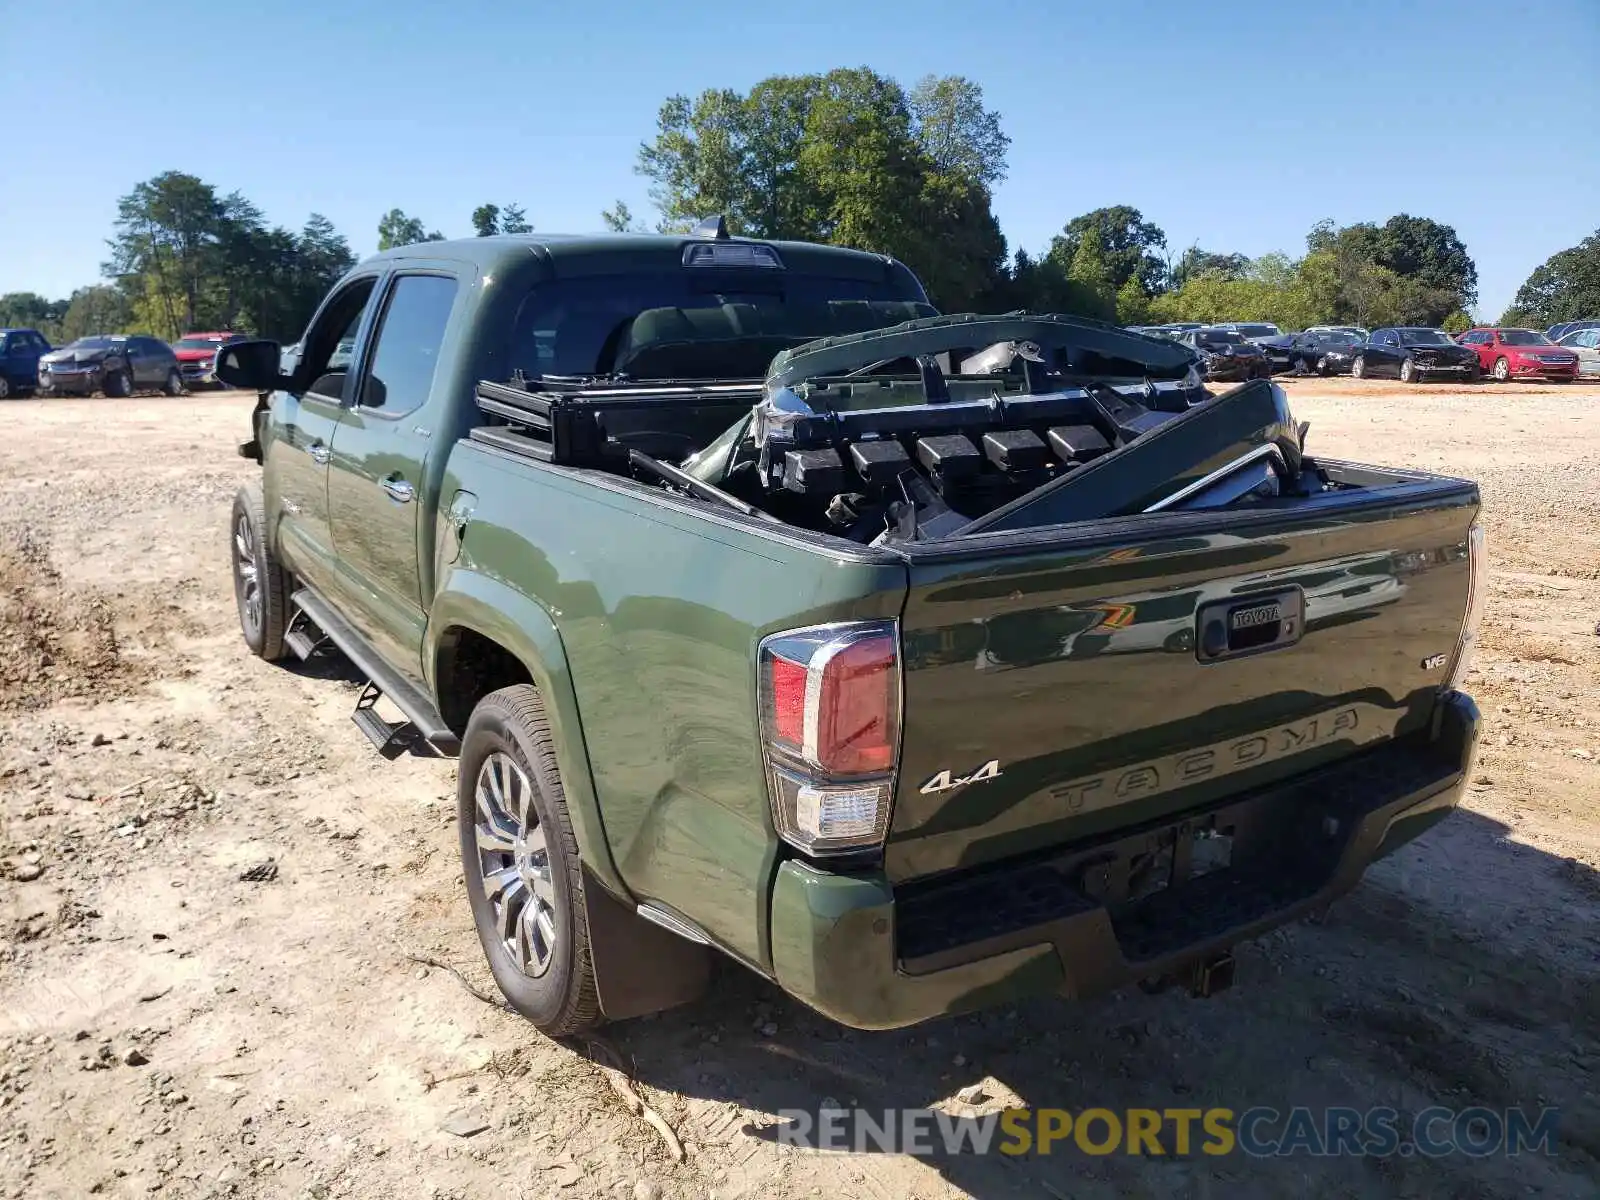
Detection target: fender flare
<box><xmin>425</xmin><ymin>572</ymin><xmax>628</xmax><ymax>900</ymax></box>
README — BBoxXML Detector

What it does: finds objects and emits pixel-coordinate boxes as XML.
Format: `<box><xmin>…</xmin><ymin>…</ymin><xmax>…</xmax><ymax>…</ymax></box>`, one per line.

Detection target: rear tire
<box><xmin>229</xmin><ymin>484</ymin><xmax>289</xmax><ymax>661</ymax></box>
<box><xmin>0</xmin><ymin>377</ymin><xmax>11</xmax><ymax>399</ymax></box>
<box><xmin>458</xmin><ymin>685</ymin><xmax>603</xmax><ymax>1037</ymax></box>
<box><xmin>1492</xmin><ymin>356</ymin><xmax>1510</xmax><ymax>382</ymax></box>
<box><xmin>163</xmin><ymin>368</ymin><xmax>183</xmax><ymax>396</ymax></box>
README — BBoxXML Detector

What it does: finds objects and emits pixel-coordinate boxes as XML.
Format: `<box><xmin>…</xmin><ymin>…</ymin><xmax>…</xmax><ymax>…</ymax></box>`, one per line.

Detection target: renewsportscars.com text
<box><xmin>775</xmin><ymin>1105</ymin><xmax>1559</xmax><ymax>1159</ymax></box>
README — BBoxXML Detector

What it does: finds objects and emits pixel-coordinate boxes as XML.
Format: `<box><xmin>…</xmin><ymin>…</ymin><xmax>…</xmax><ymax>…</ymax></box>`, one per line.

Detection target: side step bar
<box><xmin>289</xmin><ymin>588</ymin><xmax>461</xmax><ymax>759</ymax></box>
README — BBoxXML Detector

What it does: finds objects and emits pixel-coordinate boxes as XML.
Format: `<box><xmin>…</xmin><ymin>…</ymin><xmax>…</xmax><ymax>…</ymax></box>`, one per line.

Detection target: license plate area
<box><xmin>1196</xmin><ymin>587</ymin><xmax>1303</xmax><ymax>662</ymax></box>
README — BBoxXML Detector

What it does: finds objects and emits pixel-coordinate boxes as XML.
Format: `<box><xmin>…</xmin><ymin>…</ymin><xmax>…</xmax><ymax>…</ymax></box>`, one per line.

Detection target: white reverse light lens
<box><xmin>795</xmin><ymin>783</ymin><xmax>883</xmax><ymax>842</ymax></box>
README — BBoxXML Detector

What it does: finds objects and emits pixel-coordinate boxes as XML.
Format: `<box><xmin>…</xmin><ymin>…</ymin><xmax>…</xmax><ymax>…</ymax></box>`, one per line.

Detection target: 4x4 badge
<box><xmin>919</xmin><ymin>759</ymin><xmax>1003</xmax><ymax>795</ymax></box>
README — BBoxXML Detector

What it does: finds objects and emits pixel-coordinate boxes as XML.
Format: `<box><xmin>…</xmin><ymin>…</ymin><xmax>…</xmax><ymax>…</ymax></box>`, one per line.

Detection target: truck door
<box><xmin>266</xmin><ymin>275</ymin><xmax>379</xmax><ymax>592</ymax></box>
<box><xmin>326</xmin><ymin>271</ymin><xmax>460</xmax><ymax>674</ymax></box>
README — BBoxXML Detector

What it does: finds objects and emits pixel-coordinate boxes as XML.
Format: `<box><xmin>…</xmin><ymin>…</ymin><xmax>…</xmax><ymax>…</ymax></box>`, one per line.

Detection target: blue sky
<box><xmin>6</xmin><ymin>0</ymin><xmax>1597</xmax><ymax>320</ymax></box>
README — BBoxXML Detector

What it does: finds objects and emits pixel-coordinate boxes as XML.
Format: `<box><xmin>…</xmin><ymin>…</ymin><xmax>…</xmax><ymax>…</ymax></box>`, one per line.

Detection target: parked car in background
<box><xmin>1555</xmin><ymin>327</ymin><xmax>1600</xmax><ymax>379</ymax></box>
<box><xmin>1351</xmin><ymin>328</ymin><xmax>1478</xmax><ymax>383</ymax></box>
<box><xmin>1545</xmin><ymin>319</ymin><xmax>1600</xmax><ymax>343</ymax></box>
<box><xmin>0</xmin><ymin>327</ymin><xmax>51</xmax><ymax>398</ymax></box>
<box><xmin>37</xmin><ymin>335</ymin><xmax>182</xmax><ymax>397</ymax></box>
<box><xmin>173</xmin><ymin>331</ymin><xmax>246</xmax><ymax>388</ymax></box>
<box><xmin>1176</xmin><ymin>326</ymin><xmax>1271</xmax><ymax>381</ymax></box>
<box><xmin>1217</xmin><ymin>322</ymin><xmax>1283</xmax><ymax>343</ymax></box>
<box><xmin>1457</xmin><ymin>327</ymin><xmax>1579</xmax><ymax>382</ymax></box>
<box><xmin>1306</xmin><ymin>325</ymin><xmax>1370</xmax><ymax>341</ymax></box>
<box><xmin>1284</xmin><ymin>329</ymin><xmax>1365</xmax><ymax>375</ymax></box>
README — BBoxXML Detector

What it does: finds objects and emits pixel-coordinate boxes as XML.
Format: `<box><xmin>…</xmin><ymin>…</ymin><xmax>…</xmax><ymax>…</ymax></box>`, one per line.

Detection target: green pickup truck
<box><xmin>218</xmin><ymin>223</ymin><xmax>1485</xmax><ymax>1036</ymax></box>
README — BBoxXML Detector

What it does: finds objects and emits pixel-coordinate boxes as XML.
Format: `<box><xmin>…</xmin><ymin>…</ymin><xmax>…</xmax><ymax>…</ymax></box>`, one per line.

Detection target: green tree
<box><xmin>1047</xmin><ymin>207</ymin><xmax>1168</xmax><ymax>295</ymax></box>
<box><xmin>1305</xmin><ymin>216</ymin><xmax>1476</xmax><ymax>326</ymax></box>
<box><xmin>1170</xmin><ymin>246</ymin><xmax>1249</xmax><ymax>289</ymax></box>
<box><xmin>600</xmin><ymin>200</ymin><xmax>644</xmax><ymax>232</ymax></box>
<box><xmin>500</xmin><ymin>204</ymin><xmax>531</xmax><ymax>234</ymax></box>
<box><xmin>470</xmin><ymin>204</ymin><xmax>501</xmax><ymax>237</ymax></box>
<box><xmin>907</xmin><ymin>74</ymin><xmax>1009</xmax><ymax>187</ymax></box>
<box><xmin>0</xmin><ymin>293</ymin><xmax>70</xmax><ymax>341</ymax></box>
<box><xmin>59</xmin><ymin>285</ymin><xmax>134</xmax><ymax>341</ymax></box>
<box><xmin>469</xmin><ymin>203</ymin><xmax>531</xmax><ymax>236</ymax></box>
<box><xmin>1061</xmin><ymin>226</ymin><xmax>1117</xmax><ymax>321</ymax></box>
<box><xmin>1502</xmin><ymin>229</ymin><xmax>1600</xmax><ymax>326</ymax></box>
<box><xmin>634</xmin><ymin>68</ymin><xmax>1009</xmax><ymax>310</ymax></box>
<box><xmin>1372</xmin><ymin>214</ymin><xmax>1478</xmax><ymax>314</ymax></box>
<box><xmin>106</xmin><ymin>171</ymin><xmax>239</xmax><ymax>337</ymax></box>
<box><xmin>377</xmin><ymin>209</ymin><xmax>444</xmax><ymax>251</ymax></box>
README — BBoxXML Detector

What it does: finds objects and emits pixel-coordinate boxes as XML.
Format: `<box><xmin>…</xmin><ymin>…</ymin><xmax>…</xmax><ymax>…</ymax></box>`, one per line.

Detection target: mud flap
<box><xmin>582</xmin><ymin>867</ymin><xmax>711</xmax><ymax>1022</ymax></box>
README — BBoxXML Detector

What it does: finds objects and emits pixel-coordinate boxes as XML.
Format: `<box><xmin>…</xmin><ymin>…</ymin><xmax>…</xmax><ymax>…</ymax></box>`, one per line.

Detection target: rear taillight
<box><xmin>758</xmin><ymin>620</ymin><xmax>901</xmax><ymax>855</ymax></box>
<box><xmin>1444</xmin><ymin>523</ymin><xmax>1487</xmax><ymax>694</ymax></box>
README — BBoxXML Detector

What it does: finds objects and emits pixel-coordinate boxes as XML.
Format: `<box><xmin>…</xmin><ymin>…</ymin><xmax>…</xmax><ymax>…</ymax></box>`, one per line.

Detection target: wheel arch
<box><xmin>426</xmin><ymin>573</ymin><xmax>628</xmax><ymax>900</ymax></box>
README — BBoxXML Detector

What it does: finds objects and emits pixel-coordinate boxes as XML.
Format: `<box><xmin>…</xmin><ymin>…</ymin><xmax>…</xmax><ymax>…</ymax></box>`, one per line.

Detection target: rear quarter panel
<box><xmin>432</xmin><ymin>442</ymin><xmax>907</xmax><ymax>971</ymax></box>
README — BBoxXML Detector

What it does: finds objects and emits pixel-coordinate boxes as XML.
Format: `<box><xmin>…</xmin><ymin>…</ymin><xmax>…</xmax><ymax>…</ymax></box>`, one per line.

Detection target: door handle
<box><xmin>307</xmin><ymin>442</ymin><xmax>329</xmax><ymax>465</ymax></box>
<box><xmin>382</xmin><ymin>476</ymin><xmax>414</xmax><ymax>503</ymax></box>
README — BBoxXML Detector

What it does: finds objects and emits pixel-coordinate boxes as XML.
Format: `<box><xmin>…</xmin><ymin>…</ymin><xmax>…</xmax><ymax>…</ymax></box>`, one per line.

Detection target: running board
<box><xmin>283</xmin><ymin>607</ymin><xmax>331</xmax><ymax>662</ymax></box>
<box><xmin>289</xmin><ymin>588</ymin><xmax>461</xmax><ymax>758</ymax></box>
<box><xmin>352</xmin><ymin>681</ymin><xmax>422</xmax><ymax>760</ymax></box>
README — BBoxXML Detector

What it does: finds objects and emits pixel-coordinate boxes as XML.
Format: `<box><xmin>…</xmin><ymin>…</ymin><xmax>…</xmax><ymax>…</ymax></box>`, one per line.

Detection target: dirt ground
<box><xmin>1</xmin><ymin>379</ymin><xmax>1597</xmax><ymax>1200</ymax></box>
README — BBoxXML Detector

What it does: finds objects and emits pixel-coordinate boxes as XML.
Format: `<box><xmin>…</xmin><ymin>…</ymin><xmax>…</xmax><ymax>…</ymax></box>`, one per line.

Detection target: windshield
<box><xmin>507</xmin><ymin>272</ymin><xmax>935</xmax><ymax>379</ymax></box>
<box><xmin>1499</xmin><ymin>329</ymin><xmax>1552</xmax><ymax>346</ymax></box>
<box><xmin>173</xmin><ymin>337</ymin><xmax>223</xmax><ymax>351</ymax></box>
<box><xmin>1399</xmin><ymin>329</ymin><xmax>1454</xmax><ymax>346</ymax></box>
<box><xmin>1197</xmin><ymin>330</ymin><xmax>1246</xmax><ymax>346</ymax></box>
<box><xmin>1234</xmin><ymin>324</ymin><xmax>1279</xmax><ymax>338</ymax></box>
<box><xmin>1308</xmin><ymin>331</ymin><xmax>1354</xmax><ymax>346</ymax></box>
<box><xmin>68</xmin><ymin>336</ymin><xmax>120</xmax><ymax>352</ymax></box>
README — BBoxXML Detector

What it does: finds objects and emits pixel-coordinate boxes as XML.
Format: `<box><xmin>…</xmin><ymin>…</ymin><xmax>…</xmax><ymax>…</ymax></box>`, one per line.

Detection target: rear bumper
<box><xmin>769</xmin><ymin>691</ymin><xmax>1479</xmax><ymax>1030</ymax></box>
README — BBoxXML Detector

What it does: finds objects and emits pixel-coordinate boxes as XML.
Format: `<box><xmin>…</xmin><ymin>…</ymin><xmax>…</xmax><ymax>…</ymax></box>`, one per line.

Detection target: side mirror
<box><xmin>216</xmin><ymin>339</ymin><xmax>289</xmax><ymax>391</ymax></box>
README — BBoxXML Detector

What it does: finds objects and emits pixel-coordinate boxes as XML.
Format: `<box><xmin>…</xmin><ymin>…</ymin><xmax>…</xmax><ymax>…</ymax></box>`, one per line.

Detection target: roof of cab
<box><xmin>361</xmin><ymin>232</ymin><xmax>907</xmax><ymax>283</ymax></box>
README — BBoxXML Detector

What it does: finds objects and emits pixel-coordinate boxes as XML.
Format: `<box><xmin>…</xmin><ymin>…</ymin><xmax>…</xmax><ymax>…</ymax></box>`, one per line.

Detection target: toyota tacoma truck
<box><xmin>217</xmin><ymin>222</ymin><xmax>1485</xmax><ymax>1036</ymax></box>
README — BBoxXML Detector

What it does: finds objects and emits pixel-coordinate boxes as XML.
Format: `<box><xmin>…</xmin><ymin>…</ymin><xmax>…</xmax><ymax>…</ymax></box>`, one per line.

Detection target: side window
<box><xmin>357</xmin><ymin>275</ymin><xmax>458</xmax><ymax>416</ymax></box>
<box><xmin>299</xmin><ymin>279</ymin><xmax>377</xmax><ymax>402</ymax></box>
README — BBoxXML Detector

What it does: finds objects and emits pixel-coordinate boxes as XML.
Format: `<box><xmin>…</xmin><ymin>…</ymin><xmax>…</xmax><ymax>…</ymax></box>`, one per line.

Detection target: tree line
<box><xmin>5</xmin><ymin>67</ymin><xmax>1597</xmax><ymax>347</ymax></box>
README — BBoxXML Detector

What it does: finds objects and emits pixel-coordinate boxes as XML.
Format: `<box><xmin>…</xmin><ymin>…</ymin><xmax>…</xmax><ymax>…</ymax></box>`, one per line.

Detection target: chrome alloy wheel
<box><xmin>232</xmin><ymin>512</ymin><xmax>261</xmax><ymax>635</ymax></box>
<box><xmin>473</xmin><ymin>751</ymin><xmax>557</xmax><ymax>977</ymax></box>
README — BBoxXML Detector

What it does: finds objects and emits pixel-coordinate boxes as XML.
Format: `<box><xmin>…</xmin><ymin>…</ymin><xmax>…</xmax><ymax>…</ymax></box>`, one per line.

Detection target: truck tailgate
<box><xmin>887</xmin><ymin>473</ymin><xmax>1478</xmax><ymax>884</ymax></box>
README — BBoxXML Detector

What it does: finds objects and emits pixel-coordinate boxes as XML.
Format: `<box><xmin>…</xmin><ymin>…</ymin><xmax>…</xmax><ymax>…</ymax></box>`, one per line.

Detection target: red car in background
<box><xmin>172</xmin><ymin>331</ymin><xmax>246</xmax><ymax>389</ymax></box>
<box><xmin>1456</xmin><ymin>327</ymin><xmax>1579</xmax><ymax>382</ymax></box>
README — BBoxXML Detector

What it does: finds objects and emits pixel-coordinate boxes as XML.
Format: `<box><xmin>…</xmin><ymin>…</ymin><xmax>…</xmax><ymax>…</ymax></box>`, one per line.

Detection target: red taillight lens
<box><xmin>768</xmin><ymin>655</ymin><xmax>808</xmax><ymax>751</ymax></box>
<box><xmin>814</xmin><ymin>635</ymin><xmax>897</xmax><ymax>775</ymax></box>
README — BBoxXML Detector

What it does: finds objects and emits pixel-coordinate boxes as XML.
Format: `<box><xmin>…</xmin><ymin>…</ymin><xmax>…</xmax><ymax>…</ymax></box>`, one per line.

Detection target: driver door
<box><xmin>265</xmin><ymin>275</ymin><xmax>380</xmax><ymax>592</ymax></box>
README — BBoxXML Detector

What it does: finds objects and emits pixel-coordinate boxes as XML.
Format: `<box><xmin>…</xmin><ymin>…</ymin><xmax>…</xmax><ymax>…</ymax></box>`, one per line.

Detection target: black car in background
<box><xmin>37</xmin><ymin>335</ymin><xmax>182</xmax><ymax>397</ymax></box>
<box><xmin>1283</xmin><ymin>329</ymin><xmax>1366</xmax><ymax>375</ymax></box>
<box><xmin>1175</xmin><ymin>326</ymin><xmax>1271</xmax><ymax>382</ymax></box>
<box><xmin>1351</xmin><ymin>328</ymin><xmax>1479</xmax><ymax>383</ymax></box>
